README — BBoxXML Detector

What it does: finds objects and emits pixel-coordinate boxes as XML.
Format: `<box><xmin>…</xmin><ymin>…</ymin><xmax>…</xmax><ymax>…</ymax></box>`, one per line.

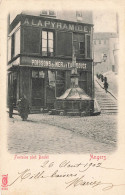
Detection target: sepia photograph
<box><xmin>7</xmin><ymin>9</ymin><xmax>118</xmax><ymax>154</ymax></box>
<box><xmin>0</xmin><ymin>1</ymin><xmax>125</xmax><ymax>194</ymax></box>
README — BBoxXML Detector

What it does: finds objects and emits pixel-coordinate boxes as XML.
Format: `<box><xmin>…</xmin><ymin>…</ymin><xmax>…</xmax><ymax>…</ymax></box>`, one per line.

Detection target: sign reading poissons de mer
<box><xmin>31</xmin><ymin>59</ymin><xmax>87</xmax><ymax>69</ymax></box>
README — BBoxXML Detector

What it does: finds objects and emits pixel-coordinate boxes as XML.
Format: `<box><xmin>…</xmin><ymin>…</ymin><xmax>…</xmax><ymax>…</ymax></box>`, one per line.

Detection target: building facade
<box><xmin>93</xmin><ymin>32</ymin><xmax>119</xmax><ymax>74</ymax></box>
<box><xmin>7</xmin><ymin>11</ymin><xmax>94</xmax><ymax>110</ymax></box>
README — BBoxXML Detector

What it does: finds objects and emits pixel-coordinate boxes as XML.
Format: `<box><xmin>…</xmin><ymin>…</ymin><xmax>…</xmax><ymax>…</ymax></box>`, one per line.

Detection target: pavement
<box><xmin>7</xmin><ymin>75</ymin><xmax>118</xmax><ymax>154</ymax></box>
<box><xmin>8</xmin><ymin>112</ymin><xmax>117</xmax><ymax>154</ymax></box>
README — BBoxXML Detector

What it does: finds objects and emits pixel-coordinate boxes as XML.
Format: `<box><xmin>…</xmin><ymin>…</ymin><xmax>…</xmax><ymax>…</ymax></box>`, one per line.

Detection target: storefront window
<box><xmin>48</xmin><ymin>70</ymin><xmax>56</xmax><ymax>88</ymax></box>
<box><xmin>78</xmin><ymin>71</ymin><xmax>87</xmax><ymax>92</ymax></box>
<box><xmin>42</xmin><ymin>31</ymin><xmax>54</xmax><ymax>57</ymax></box>
<box><xmin>56</xmin><ymin>70</ymin><xmax>65</xmax><ymax>97</ymax></box>
<box><xmin>32</xmin><ymin>70</ymin><xmax>39</xmax><ymax>78</ymax></box>
<box><xmin>32</xmin><ymin>70</ymin><xmax>45</xmax><ymax>78</ymax></box>
<box><xmin>39</xmin><ymin>71</ymin><xmax>45</xmax><ymax>78</ymax></box>
<box><xmin>47</xmin><ymin>70</ymin><xmax>56</xmax><ymax>107</ymax></box>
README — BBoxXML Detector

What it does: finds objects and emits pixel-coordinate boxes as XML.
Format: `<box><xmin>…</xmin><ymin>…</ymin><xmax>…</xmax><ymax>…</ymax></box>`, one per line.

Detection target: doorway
<box><xmin>32</xmin><ymin>78</ymin><xmax>44</xmax><ymax>107</ymax></box>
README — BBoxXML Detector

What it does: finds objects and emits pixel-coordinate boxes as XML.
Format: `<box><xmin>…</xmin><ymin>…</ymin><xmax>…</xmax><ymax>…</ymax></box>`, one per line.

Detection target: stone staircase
<box><xmin>94</xmin><ymin>80</ymin><xmax>118</xmax><ymax>114</ymax></box>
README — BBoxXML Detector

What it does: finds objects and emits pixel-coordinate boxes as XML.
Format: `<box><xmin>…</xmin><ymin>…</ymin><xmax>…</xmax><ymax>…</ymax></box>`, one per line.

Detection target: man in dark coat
<box><xmin>104</xmin><ymin>81</ymin><xmax>108</xmax><ymax>93</ymax></box>
<box><xmin>9</xmin><ymin>96</ymin><xmax>14</xmax><ymax>118</ymax></box>
<box><xmin>17</xmin><ymin>95</ymin><xmax>30</xmax><ymax>121</ymax></box>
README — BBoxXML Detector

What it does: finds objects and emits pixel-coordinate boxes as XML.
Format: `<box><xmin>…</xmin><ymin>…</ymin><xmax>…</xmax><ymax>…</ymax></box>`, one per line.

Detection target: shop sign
<box><xmin>23</xmin><ymin>17</ymin><xmax>91</xmax><ymax>33</ymax></box>
<box><xmin>31</xmin><ymin>59</ymin><xmax>87</xmax><ymax>70</ymax></box>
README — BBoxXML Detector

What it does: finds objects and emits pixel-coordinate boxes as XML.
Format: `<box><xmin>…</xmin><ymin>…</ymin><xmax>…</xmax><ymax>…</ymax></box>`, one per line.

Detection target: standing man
<box><xmin>9</xmin><ymin>96</ymin><xmax>14</xmax><ymax>118</ymax></box>
<box><xmin>104</xmin><ymin>80</ymin><xmax>109</xmax><ymax>93</ymax></box>
<box><xmin>17</xmin><ymin>95</ymin><xmax>30</xmax><ymax>121</ymax></box>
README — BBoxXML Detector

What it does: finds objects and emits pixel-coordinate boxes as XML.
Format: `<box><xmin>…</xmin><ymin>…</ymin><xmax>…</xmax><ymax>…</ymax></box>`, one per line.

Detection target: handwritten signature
<box><xmin>65</xmin><ymin>175</ymin><xmax>125</xmax><ymax>191</ymax></box>
<box><xmin>8</xmin><ymin>160</ymin><xmax>125</xmax><ymax>191</ymax></box>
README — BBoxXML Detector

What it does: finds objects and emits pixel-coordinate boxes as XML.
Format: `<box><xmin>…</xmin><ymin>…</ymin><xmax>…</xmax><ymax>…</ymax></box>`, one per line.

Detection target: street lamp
<box><xmin>102</xmin><ymin>53</ymin><xmax>107</xmax><ymax>62</ymax></box>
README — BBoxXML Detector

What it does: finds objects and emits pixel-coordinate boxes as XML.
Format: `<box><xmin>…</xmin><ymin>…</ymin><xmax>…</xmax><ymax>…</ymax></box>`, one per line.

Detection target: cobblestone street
<box><xmin>8</xmin><ymin>113</ymin><xmax>117</xmax><ymax>154</ymax></box>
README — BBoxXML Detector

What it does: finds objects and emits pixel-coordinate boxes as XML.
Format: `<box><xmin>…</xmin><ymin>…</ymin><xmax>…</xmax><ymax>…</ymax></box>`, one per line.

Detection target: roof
<box><xmin>57</xmin><ymin>87</ymin><xmax>92</xmax><ymax>100</ymax></box>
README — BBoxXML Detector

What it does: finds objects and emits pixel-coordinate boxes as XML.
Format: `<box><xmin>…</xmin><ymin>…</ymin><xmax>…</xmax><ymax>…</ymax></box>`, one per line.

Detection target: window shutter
<box><xmin>23</xmin><ymin>27</ymin><xmax>40</xmax><ymax>54</ymax></box>
<box><xmin>86</xmin><ymin>35</ymin><xmax>91</xmax><ymax>58</ymax></box>
<box><xmin>56</xmin><ymin>31</ymin><xmax>72</xmax><ymax>57</ymax></box>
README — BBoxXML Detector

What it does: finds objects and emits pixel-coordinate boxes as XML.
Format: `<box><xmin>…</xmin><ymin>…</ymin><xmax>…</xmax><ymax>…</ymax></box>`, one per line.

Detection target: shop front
<box><xmin>8</xmin><ymin>56</ymin><xmax>92</xmax><ymax>110</ymax></box>
<box><xmin>7</xmin><ymin>13</ymin><xmax>93</xmax><ymax>112</ymax></box>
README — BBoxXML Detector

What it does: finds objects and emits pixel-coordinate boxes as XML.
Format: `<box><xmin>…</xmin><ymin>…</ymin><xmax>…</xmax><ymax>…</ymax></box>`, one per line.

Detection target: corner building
<box><xmin>7</xmin><ymin>11</ymin><xmax>94</xmax><ymax>110</ymax></box>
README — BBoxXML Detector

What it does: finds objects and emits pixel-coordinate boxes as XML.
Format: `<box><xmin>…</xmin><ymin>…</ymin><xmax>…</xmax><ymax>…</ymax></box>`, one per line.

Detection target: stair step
<box><xmin>95</xmin><ymin>80</ymin><xmax>117</xmax><ymax>115</ymax></box>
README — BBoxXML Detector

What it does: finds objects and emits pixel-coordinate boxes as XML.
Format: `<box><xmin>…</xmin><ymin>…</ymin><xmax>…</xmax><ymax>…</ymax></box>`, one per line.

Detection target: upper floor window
<box><xmin>76</xmin><ymin>11</ymin><xmax>82</xmax><ymax>21</ymax></box>
<box><xmin>79</xmin><ymin>42</ymin><xmax>85</xmax><ymax>55</ymax></box>
<box><xmin>8</xmin><ymin>37</ymin><xmax>11</xmax><ymax>62</ymax></box>
<box><xmin>11</xmin><ymin>33</ymin><xmax>15</xmax><ymax>58</ymax></box>
<box><xmin>41</xmin><ymin>10</ymin><xmax>48</xmax><ymax>15</ymax></box>
<box><xmin>42</xmin><ymin>31</ymin><xmax>54</xmax><ymax>57</ymax></box>
<box><xmin>73</xmin><ymin>33</ymin><xmax>91</xmax><ymax>58</ymax></box>
<box><xmin>49</xmin><ymin>10</ymin><xmax>56</xmax><ymax>16</ymax></box>
<box><xmin>73</xmin><ymin>33</ymin><xmax>85</xmax><ymax>57</ymax></box>
<box><xmin>76</xmin><ymin>11</ymin><xmax>82</xmax><ymax>17</ymax></box>
<box><xmin>40</xmin><ymin>10</ymin><xmax>56</xmax><ymax>17</ymax></box>
<box><xmin>94</xmin><ymin>40</ymin><xmax>96</xmax><ymax>45</ymax></box>
<box><xmin>8</xmin><ymin>28</ymin><xmax>21</xmax><ymax>62</ymax></box>
<box><xmin>99</xmin><ymin>40</ymin><xmax>101</xmax><ymax>44</ymax></box>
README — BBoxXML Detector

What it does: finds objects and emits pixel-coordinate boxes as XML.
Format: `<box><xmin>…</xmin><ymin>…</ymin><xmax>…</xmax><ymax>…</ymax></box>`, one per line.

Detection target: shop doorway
<box><xmin>32</xmin><ymin>78</ymin><xmax>44</xmax><ymax>107</ymax></box>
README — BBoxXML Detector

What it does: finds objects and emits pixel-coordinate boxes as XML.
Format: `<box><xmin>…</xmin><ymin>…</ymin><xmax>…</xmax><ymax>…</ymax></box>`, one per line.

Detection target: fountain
<box><xmin>53</xmin><ymin>48</ymin><xmax>94</xmax><ymax>116</ymax></box>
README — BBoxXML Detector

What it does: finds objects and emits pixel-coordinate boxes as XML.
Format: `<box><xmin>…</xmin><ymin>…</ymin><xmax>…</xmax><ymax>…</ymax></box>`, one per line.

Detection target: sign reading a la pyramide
<box><xmin>22</xmin><ymin>16</ymin><xmax>91</xmax><ymax>33</ymax></box>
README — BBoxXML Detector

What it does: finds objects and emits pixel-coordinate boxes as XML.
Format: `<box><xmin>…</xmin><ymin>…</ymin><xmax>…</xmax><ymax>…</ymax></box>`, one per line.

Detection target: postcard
<box><xmin>0</xmin><ymin>0</ymin><xmax>125</xmax><ymax>194</ymax></box>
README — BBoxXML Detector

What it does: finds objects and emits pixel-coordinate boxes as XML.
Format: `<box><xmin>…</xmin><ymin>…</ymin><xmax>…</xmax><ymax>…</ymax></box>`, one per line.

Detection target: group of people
<box><xmin>9</xmin><ymin>95</ymin><xmax>30</xmax><ymax>121</ymax></box>
<box><xmin>96</xmin><ymin>74</ymin><xmax>109</xmax><ymax>93</ymax></box>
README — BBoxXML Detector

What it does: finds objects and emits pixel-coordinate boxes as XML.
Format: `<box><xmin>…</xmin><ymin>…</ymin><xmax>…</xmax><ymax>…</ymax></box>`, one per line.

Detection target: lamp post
<box><xmin>102</xmin><ymin>53</ymin><xmax>107</xmax><ymax>62</ymax></box>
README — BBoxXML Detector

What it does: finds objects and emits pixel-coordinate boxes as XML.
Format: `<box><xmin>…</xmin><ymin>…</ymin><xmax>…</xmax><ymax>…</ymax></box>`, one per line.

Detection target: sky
<box><xmin>10</xmin><ymin>10</ymin><xmax>118</xmax><ymax>33</ymax></box>
<box><xmin>93</xmin><ymin>11</ymin><xmax>117</xmax><ymax>33</ymax></box>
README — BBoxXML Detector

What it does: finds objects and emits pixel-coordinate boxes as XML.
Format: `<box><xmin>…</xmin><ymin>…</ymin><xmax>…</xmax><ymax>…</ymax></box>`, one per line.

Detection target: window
<box><xmin>23</xmin><ymin>27</ymin><xmax>40</xmax><ymax>54</ymax></box>
<box><xmin>41</xmin><ymin>10</ymin><xmax>48</xmax><ymax>15</ymax></box>
<box><xmin>76</xmin><ymin>11</ymin><xmax>82</xmax><ymax>21</ymax></box>
<box><xmin>78</xmin><ymin>71</ymin><xmax>87</xmax><ymax>92</ymax></box>
<box><xmin>79</xmin><ymin>42</ymin><xmax>85</xmax><ymax>54</ymax></box>
<box><xmin>56</xmin><ymin>70</ymin><xmax>65</xmax><ymax>97</ymax></box>
<box><xmin>94</xmin><ymin>40</ymin><xmax>96</xmax><ymax>45</ymax></box>
<box><xmin>40</xmin><ymin>10</ymin><xmax>56</xmax><ymax>17</ymax></box>
<box><xmin>42</xmin><ymin>31</ymin><xmax>54</xmax><ymax>57</ymax></box>
<box><xmin>15</xmin><ymin>29</ymin><xmax>20</xmax><ymax>56</ymax></box>
<box><xmin>11</xmin><ymin>33</ymin><xmax>15</xmax><ymax>58</ymax></box>
<box><xmin>99</xmin><ymin>40</ymin><xmax>101</xmax><ymax>44</ymax></box>
<box><xmin>84</xmin><ymin>26</ymin><xmax>90</xmax><ymax>32</ymax></box>
<box><xmin>73</xmin><ymin>33</ymin><xmax>85</xmax><ymax>57</ymax></box>
<box><xmin>32</xmin><ymin>70</ymin><xmax>45</xmax><ymax>78</ymax></box>
<box><xmin>49</xmin><ymin>10</ymin><xmax>56</xmax><ymax>16</ymax></box>
<box><xmin>8</xmin><ymin>37</ymin><xmax>11</xmax><ymax>61</ymax></box>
